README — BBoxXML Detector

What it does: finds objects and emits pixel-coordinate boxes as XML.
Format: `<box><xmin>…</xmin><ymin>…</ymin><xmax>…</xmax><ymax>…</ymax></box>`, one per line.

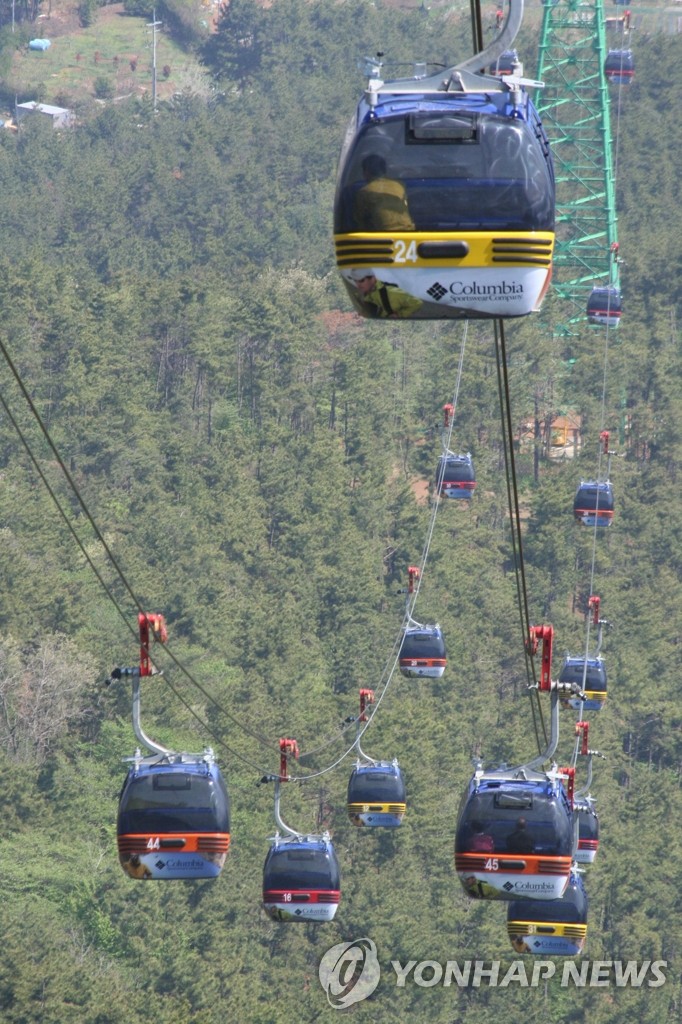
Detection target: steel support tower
<box><xmin>535</xmin><ymin>0</ymin><xmax>625</xmax><ymax>335</ymax></box>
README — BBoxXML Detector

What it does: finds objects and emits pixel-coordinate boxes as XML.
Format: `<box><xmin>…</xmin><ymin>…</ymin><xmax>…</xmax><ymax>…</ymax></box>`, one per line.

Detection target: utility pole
<box><xmin>146</xmin><ymin>9</ymin><xmax>162</xmax><ymax>111</ymax></box>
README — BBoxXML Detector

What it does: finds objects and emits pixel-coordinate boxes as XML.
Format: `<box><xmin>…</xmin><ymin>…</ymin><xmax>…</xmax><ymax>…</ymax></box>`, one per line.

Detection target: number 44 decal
<box><xmin>146</xmin><ymin>837</ymin><xmax>161</xmax><ymax>850</ymax></box>
<box><xmin>394</xmin><ymin>241</ymin><xmax>418</xmax><ymax>263</ymax></box>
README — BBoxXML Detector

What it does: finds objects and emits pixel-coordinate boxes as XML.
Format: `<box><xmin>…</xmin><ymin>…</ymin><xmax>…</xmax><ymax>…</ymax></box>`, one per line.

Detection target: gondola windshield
<box><xmin>559</xmin><ymin>658</ymin><xmax>606</xmax><ymax>691</ymax></box>
<box><xmin>574</xmin><ymin>482</ymin><xmax>614</xmax><ymax>512</ymax></box>
<box><xmin>437</xmin><ymin>455</ymin><xmax>475</xmax><ymax>482</ymax></box>
<box><xmin>347</xmin><ymin>769</ymin><xmax>406</xmax><ymax>803</ymax></box>
<box><xmin>456</xmin><ymin>786</ymin><xmax>574</xmax><ymax>855</ymax></box>
<box><xmin>401</xmin><ymin>629</ymin><xmax>446</xmax><ymax>659</ymax></box>
<box><xmin>264</xmin><ymin>847</ymin><xmax>340</xmax><ymax>891</ymax></box>
<box><xmin>118</xmin><ymin>771</ymin><xmax>230</xmax><ymax>834</ymax></box>
<box><xmin>335</xmin><ymin>111</ymin><xmax>555</xmax><ymax>235</ymax></box>
<box><xmin>578</xmin><ymin>806</ymin><xmax>599</xmax><ymax>840</ymax></box>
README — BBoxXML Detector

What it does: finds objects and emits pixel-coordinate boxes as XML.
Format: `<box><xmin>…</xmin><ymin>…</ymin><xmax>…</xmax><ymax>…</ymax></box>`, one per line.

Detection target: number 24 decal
<box><xmin>394</xmin><ymin>241</ymin><xmax>417</xmax><ymax>263</ymax></box>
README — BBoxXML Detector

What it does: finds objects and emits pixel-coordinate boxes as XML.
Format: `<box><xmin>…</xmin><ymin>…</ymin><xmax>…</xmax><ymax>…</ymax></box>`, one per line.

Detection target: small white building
<box><xmin>15</xmin><ymin>101</ymin><xmax>74</xmax><ymax>128</ymax></box>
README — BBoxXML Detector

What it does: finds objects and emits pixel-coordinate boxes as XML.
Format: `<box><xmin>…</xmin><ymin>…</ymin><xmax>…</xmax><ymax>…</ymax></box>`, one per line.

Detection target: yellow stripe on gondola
<box><xmin>347</xmin><ymin>803</ymin><xmax>407</xmax><ymax>814</ymax></box>
<box><xmin>335</xmin><ymin>231</ymin><xmax>555</xmax><ymax>269</ymax></box>
<box><xmin>507</xmin><ymin>922</ymin><xmax>588</xmax><ymax>939</ymax></box>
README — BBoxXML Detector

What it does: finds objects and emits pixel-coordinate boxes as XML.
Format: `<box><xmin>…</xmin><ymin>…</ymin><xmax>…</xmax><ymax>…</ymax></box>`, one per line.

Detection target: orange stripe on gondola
<box><xmin>574</xmin><ymin>509</ymin><xmax>614</xmax><ymax>518</ymax></box>
<box><xmin>455</xmin><ymin>853</ymin><xmax>572</xmax><ymax>876</ymax></box>
<box><xmin>400</xmin><ymin>658</ymin><xmax>447</xmax><ymax>666</ymax></box>
<box><xmin>118</xmin><ymin>833</ymin><xmax>230</xmax><ymax>855</ymax></box>
<box><xmin>263</xmin><ymin>890</ymin><xmax>341</xmax><ymax>904</ymax></box>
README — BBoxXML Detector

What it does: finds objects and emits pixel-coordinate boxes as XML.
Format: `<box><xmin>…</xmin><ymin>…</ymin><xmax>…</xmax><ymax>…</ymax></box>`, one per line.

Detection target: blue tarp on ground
<box><xmin>29</xmin><ymin>39</ymin><xmax>51</xmax><ymax>51</ymax></box>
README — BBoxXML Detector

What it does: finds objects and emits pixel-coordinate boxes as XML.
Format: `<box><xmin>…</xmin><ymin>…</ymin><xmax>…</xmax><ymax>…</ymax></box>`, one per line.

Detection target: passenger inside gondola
<box><xmin>469</xmin><ymin>819</ymin><xmax>495</xmax><ymax>852</ymax></box>
<box><xmin>353</xmin><ymin>154</ymin><xmax>415</xmax><ymax>231</ymax></box>
<box><xmin>506</xmin><ymin>816</ymin><xmax>535</xmax><ymax>853</ymax></box>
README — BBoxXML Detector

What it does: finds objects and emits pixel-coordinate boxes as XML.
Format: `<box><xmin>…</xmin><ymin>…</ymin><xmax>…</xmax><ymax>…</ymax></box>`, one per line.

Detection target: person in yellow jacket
<box><xmin>353</xmin><ymin>154</ymin><xmax>416</xmax><ymax>231</ymax></box>
<box><xmin>348</xmin><ymin>268</ymin><xmax>423</xmax><ymax>319</ymax></box>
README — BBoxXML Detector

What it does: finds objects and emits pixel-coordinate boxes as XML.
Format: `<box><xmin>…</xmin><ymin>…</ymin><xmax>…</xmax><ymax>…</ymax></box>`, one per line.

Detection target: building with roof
<box><xmin>15</xmin><ymin>101</ymin><xmax>74</xmax><ymax>128</ymax></box>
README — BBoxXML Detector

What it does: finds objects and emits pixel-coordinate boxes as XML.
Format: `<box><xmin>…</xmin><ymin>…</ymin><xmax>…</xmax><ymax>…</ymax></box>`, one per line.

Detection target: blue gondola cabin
<box><xmin>507</xmin><ymin>871</ymin><xmax>588</xmax><ymax>955</ymax></box>
<box><xmin>347</xmin><ymin>762</ymin><xmax>406</xmax><ymax>827</ymax></box>
<box><xmin>435</xmin><ymin>453</ymin><xmax>476</xmax><ymax>499</ymax></box>
<box><xmin>604</xmin><ymin>49</ymin><xmax>635</xmax><ymax>85</ymax></box>
<box><xmin>573</xmin><ymin>481</ymin><xmax>614</xmax><ymax>527</ymax></box>
<box><xmin>117</xmin><ymin>755</ymin><xmax>231</xmax><ymax>880</ymax></box>
<box><xmin>399</xmin><ymin>624</ymin><xmax>447</xmax><ymax>678</ymax></box>
<box><xmin>455</xmin><ymin>773</ymin><xmax>574</xmax><ymax>901</ymax></box>
<box><xmin>575</xmin><ymin>803</ymin><xmax>600</xmax><ymax>864</ymax></box>
<box><xmin>559</xmin><ymin>656</ymin><xmax>607</xmax><ymax>711</ymax></box>
<box><xmin>334</xmin><ymin>64</ymin><xmax>555</xmax><ymax>319</ymax></box>
<box><xmin>263</xmin><ymin>836</ymin><xmax>341</xmax><ymax>922</ymax></box>
<box><xmin>587</xmin><ymin>285</ymin><xmax>621</xmax><ymax>327</ymax></box>
<box><xmin>489</xmin><ymin>49</ymin><xmax>519</xmax><ymax>76</ymax></box>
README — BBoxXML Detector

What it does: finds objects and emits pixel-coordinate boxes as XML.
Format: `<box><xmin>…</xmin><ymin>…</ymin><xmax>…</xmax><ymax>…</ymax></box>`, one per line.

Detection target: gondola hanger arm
<box><xmin>527</xmin><ymin>624</ymin><xmax>554</xmax><ymax>693</ymax></box>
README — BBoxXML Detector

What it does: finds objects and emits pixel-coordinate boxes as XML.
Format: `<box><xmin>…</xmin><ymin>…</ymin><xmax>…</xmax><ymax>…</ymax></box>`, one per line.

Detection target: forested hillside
<box><xmin>0</xmin><ymin>2</ymin><xmax>681</xmax><ymax>1021</ymax></box>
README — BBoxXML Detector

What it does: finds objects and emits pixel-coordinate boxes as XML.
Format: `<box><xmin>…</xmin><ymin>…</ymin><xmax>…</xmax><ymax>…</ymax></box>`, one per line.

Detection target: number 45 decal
<box><xmin>394</xmin><ymin>241</ymin><xmax>418</xmax><ymax>264</ymax></box>
<box><xmin>484</xmin><ymin>857</ymin><xmax>499</xmax><ymax>870</ymax></box>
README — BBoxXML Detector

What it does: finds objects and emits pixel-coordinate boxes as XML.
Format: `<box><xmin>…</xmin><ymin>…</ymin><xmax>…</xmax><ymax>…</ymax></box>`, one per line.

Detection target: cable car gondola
<box><xmin>507</xmin><ymin>871</ymin><xmax>588</xmax><ymax>955</ymax></box>
<box><xmin>399</xmin><ymin>623</ymin><xmax>447</xmax><ymax>678</ymax></box>
<box><xmin>436</xmin><ymin>452</ymin><xmax>476</xmax><ymax>499</ymax></box>
<box><xmin>262</xmin><ymin>835</ymin><xmax>341</xmax><ymax>922</ymax></box>
<box><xmin>575</xmin><ymin>801</ymin><xmax>600</xmax><ymax>864</ymax></box>
<box><xmin>117</xmin><ymin>753</ymin><xmax>231</xmax><ymax>879</ymax></box>
<box><xmin>604</xmin><ymin>48</ymin><xmax>635</xmax><ymax>85</ymax></box>
<box><xmin>489</xmin><ymin>49</ymin><xmax>519</xmax><ymax>75</ymax></box>
<box><xmin>455</xmin><ymin>768</ymin><xmax>574</xmax><ymax>901</ymax></box>
<box><xmin>347</xmin><ymin>760</ymin><xmax>406</xmax><ymax>827</ymax></box>
<box><xmin>558</xmin><ymin>655</ymin><xmax>607</xmax><ymax>711</ymax></box>
<box><xmin>573</xmin><ymin>480</ymin><xmax>614</xmax><ymax>527</ymax></box>
<box><xmin>587</xmin><ymin>285</ymin><xmax>622</xmax><ymax>326</ymax></box>
<box><xmin>334</xmin><ymin>2</ymin><xmax>555</xmax><ymax>320</ymax></box>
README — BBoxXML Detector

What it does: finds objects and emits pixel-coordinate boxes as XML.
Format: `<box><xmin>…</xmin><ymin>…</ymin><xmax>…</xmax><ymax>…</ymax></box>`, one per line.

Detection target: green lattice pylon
<box><xmin>535</xmin><ymin>0</ymin><xmax>624</xmax><ymax>334</ymax></box>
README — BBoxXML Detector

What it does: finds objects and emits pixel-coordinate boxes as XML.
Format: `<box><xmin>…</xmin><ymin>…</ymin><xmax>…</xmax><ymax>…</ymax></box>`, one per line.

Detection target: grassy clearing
<box><xmin>10</xmin><ymin>2</ymin><xmax>210</xmax><ymax>106</ymax></box>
